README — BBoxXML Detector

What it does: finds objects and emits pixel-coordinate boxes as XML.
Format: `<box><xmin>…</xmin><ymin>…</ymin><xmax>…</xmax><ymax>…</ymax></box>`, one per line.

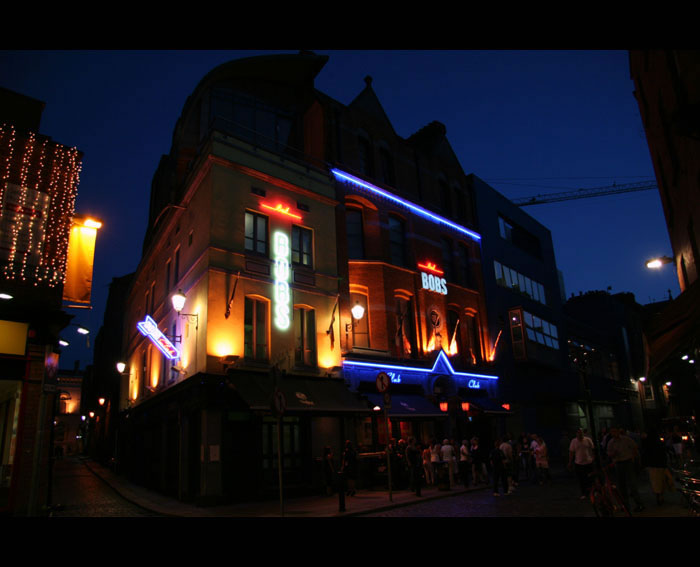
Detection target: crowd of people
<box><xmin>321</xmin><ymin>424</ymin><xmax>696</xmax><ymax>510</ymax></box>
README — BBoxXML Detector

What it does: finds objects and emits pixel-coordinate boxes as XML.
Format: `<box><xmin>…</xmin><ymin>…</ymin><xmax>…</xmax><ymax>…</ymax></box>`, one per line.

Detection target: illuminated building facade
<box><xmin>118</xmin><ymin>53</ymin><xmax>501</xmax><ymax>504</ymax></box>
<box><xmin>0</xmin><ymin>87</ymin><xmax>95</xmax><ymax>515</ymax></box>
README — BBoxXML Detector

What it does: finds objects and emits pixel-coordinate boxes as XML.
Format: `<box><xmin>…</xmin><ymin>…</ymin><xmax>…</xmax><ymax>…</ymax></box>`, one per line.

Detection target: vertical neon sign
<box><xmin>273</xmin><ymin>231</ymin><xmax>291</xmax><ymax>330</ymax></box>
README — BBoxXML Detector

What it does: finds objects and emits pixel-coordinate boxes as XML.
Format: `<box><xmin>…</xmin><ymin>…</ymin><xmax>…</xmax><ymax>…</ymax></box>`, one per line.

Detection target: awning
<box><xmin>228</xmin><ymin>372</ymin><xmax>372</xmax><ymax>414</ymax></box>
<box><xmin>365</xmin><ymin>393</ymin><xmax>445</xmax><ymax>417</ymax></box>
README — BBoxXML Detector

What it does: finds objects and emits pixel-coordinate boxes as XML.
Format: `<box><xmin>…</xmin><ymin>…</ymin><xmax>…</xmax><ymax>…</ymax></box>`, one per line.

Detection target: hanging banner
<box><xmin>63</xmin><ymin>216</ymin><xmax>101</xmax><ymax>306</ymax></box>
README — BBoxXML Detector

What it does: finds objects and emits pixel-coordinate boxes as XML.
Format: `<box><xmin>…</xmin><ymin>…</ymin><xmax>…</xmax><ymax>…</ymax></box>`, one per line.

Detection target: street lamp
<box><xmin>646</xmin><ymin>255</ymin><xmax>673</xmax><ymax>269</ymax></box>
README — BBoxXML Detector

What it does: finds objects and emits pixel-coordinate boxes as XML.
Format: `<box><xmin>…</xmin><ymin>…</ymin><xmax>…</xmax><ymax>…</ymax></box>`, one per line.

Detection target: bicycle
<box><xmin>673</xmin><ymin>458</ymin><xmax>700</xmax><ymax>516</ymax></box>
<box><xmin>588</xmin><ymin>462</ymin><xmax>631</xmax><ymax>517</ymax></box>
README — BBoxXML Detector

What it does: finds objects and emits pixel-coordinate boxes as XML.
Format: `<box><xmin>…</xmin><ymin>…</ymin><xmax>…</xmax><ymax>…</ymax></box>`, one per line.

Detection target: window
<box><xmin>294</xmin><ymin>307</ymin><xmax>316</xmax><ymax>366</ymax></box>
<box><xmin>291</xmin><ymin>225</ymin><xmax>313</xmax><ymax>268</ymax></box>
<box><xmin>388</xmin><ymin>215</ymin><xmax>407</xmax><ymax>267</ymax></box>
<box><xmin>358</xmin><ymin>137</ymin><xmax>373</xmax><ymax>176</ymax></box>
<box><xmin>174</xmin><ymin>247</ymin><xmax>180</xmax><ymax>284</ymax></box>
<box><xmin>441</xmin><ymin>237</ymin><xmax>454</xmax><ymax>282</ymax></box>
<box><xmin>440</xmin><ymin>181</ymin><xmax>451</xmax><ymax>213</ymax></box>
<box><xmin>447</xmin><ymin>309</ymin><xmax>461</xmax><ymax>356</ymax></box>
<box><xmin>523</xmin><ymin>311</ymin><xmax>559</xmax><ymax>350</ymax></box>
<box><xmin>379</xmin><ymin>147</ymin><xmax>395</xmax><ymax>186</ymax></box>
<box><xmin>165</xmin><ymin>259</ymin><xmax>171</xmax><ymax>294</ymax></box>
<box><xmin>346</xmin><ymin>208</ymin><xmax>365</xmax><ymax>259</ymax></box>
<box><xmin>395</xmin><ymin>296</ymin><xmax>416</xmax><ymax>358</ymax></box>
<box><xmin>245</xmin><ymin>211</ymin><xmax>269</xmax><ymax>255</ymax></box>
<box><xmin>244</xmin><ymin>297</ymin><xmax>268</xmax><ymax>362</ymax></box>
<box><xmin>498</xmin><ymin>215</ymin><xmax>542</xmax><ymax>259</ymax></box>
<box><xmin>494</xmin><ymin>260</ymin><xmax>547</xmax><ymax>305</ymax></box>
<box><xmin>465</xmin><ymin>314</ymin><xmax>482</xmax><ymax>364</ymax></box>
<box><xmin>458</xmin><ymin>244</ymin><xmax>473</xmax><ymax>288</ymax></box>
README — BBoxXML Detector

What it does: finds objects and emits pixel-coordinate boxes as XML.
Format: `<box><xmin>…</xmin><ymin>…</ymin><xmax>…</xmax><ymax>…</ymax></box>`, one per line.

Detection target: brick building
<box><xmin>116</xmin><ymin>52</ymin><xmax>501</xmax><ymax>504</ymax></box>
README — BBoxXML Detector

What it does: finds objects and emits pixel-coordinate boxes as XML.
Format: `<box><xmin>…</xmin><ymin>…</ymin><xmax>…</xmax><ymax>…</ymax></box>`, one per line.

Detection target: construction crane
<box><xmin>511</xmin><ymin>180</ymin><xmax>657</xmax><ymax>206</ymax></box>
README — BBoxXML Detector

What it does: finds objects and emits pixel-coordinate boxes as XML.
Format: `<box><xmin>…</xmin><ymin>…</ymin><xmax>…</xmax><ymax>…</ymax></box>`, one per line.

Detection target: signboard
<box><xmin>272</xmin><ymin>231</ymin><xmax>291</xmax><ymax>330</ymax></box>
<box><xmin>137</xmin><ymin>315</ymin><xmax>180</xmax><ymax>360</ymax></box>
<box><xmin>376</xmin><ymin>371</ymin><xmax>390</xmax><ymax>393</ymax></box>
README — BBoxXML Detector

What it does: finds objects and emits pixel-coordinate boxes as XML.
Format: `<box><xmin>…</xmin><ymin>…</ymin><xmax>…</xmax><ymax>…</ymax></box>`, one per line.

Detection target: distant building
<box><xmin>117</xmin><ymin>53</ymin><xmax>501</xmax><ymax>504</ymax></box>
<box><xmin>0</xmin><ymin>87</ymin><xmax>95</xmax><ymax>516</ymax></box>
<box><xmin>629</xmin><ymin>50</ymin><xmax>700</xmax><ymax>421</ymax></box>
<box><xmin>471</xmin><ymin>176</ymin><xmax>572</xmax><ymax>450</ymax></box>
<box><xmin>563</xmin><ymin>291</ymin><xmax>648</xmax><ymax>437</ymax></box>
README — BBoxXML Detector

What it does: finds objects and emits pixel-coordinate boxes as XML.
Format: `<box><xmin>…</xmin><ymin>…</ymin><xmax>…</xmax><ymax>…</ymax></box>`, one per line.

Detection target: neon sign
<box><xmin>343</xmin><ymin>349</ymin><xmax>498</xmax><ymax>388</ymax></box>
<box><xmin>421</xmin><ymin>272</ymin><xmax>448</xmax><ymax>295</ymax></box>
<box><xmin>331</xmin><ymin>169</ymin><xmax>481</xmax><ymax>242</ymax></box>
<box><xmin>273</xmin><ymin>231</ymin><xmax>291</xmax><ymax>330</ymax></box>
<box><xmin>137</xmin><ymin>316</ymin><xmax>180</xmax><ymax>360</ymax></box>
<box><xmin>417</xmin><ymin>262</ymin><xmax>444</xmax><ymax>275</ymax></box>
<box><xmin>261</xmin><ymin>203</ymin><xmax>303</xmax><ymax>221</ymax></box>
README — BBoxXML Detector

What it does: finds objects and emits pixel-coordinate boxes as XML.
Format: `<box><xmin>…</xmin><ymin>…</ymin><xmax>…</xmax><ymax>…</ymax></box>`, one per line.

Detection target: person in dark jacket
<box><xmin>341</xmin><ymin>440</ymin><xmax>358</xmax><ymax>496</ymax></box>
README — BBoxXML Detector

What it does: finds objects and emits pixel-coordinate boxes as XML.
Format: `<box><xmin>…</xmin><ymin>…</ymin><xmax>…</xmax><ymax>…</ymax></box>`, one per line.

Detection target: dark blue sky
<box><xmin>0</xmin><ymin>50</ymin><xmax>678</xmax><ymax>370</ymax></box>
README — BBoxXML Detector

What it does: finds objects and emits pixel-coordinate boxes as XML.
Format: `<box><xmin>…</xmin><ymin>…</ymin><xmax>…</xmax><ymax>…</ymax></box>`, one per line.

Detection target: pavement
<box><xmin>80</xmin><ymin>457</ymin><xmax>697</xmax><ymax>518</ymax></box>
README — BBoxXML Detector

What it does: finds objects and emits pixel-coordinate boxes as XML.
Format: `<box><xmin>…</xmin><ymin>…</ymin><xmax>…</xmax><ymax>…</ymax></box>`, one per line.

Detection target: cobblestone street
<box><xmin>50</xmin><ymin>457</ymin><xmax>161</xmax><ymax>517</ymax></box>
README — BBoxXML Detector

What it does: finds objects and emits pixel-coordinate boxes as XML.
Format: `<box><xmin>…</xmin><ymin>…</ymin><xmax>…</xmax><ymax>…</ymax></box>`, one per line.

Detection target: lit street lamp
<box><xmin>645</xmin><ymin>255</ymin><xmax>673</xmax><ymax>269</ymax></box>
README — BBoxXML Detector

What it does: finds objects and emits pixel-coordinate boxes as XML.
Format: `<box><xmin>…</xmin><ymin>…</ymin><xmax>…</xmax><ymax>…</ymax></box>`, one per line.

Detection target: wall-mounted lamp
<box><xmin>171</xmin><ymin>289</ymin><xmax>199</xmax><ymax>329</ymax></box>
<box><xmin>345</xmin><ymin>302</ymin><xmax>366</xmax><ymax>347</ymax></box>
<box><xmin>116</xmin><ymin>362</ymin><xmax>127</xmax><ymax>374</ymax></box>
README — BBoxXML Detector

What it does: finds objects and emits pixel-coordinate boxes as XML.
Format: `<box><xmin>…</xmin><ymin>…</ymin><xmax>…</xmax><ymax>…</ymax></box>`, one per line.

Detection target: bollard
<box><xmin>337</xmin><ymin>471</ymin><xmax>345</xmax><ymax>512</ymax></box>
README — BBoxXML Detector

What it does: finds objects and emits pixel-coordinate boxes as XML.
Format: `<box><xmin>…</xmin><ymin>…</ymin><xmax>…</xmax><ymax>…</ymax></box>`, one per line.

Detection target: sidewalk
<box><xmin>82</xmin><ymin>458</ymin><xmax>695</xmax><ymax>518</ymax></box>
<box><xmin>82</xmin><ymin>458</ymin><xmax>486</xmax><ymax>517</ymax></box>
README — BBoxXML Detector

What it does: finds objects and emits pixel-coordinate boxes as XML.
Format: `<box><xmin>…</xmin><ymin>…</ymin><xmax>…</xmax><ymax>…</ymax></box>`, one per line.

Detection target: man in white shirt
<box><xmin>568</xmin><ymin>428</ymin><xmax>595</xmax><ymax>499</ymax></box>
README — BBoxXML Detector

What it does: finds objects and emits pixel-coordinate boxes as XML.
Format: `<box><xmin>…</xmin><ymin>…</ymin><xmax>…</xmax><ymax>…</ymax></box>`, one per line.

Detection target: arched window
<box><xmin>346</xmin><ymin>207</ymin><xmax>365</xmax><ymax>259</ymax></box>
<box><xmin>388</xmin><ymin>214</ymin><xmax>407</xmax><ymax>267</ymax></box>
<box><xmin>294</xmin><ymin>306</ymin><xmax>316</xmax><ymax>366</ymax></box>
<box><xmin>395</xmin><ymin>295</ymin><xmax>417</xmax><ymax>358</ymax></box>
<box><xmin>244</xmin><ymin>296</ymin><xmax>269</xmax><ymax>362</ymax></box>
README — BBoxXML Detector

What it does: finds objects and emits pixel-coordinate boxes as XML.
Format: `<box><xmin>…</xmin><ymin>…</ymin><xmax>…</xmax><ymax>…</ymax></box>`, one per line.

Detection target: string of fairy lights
<box><xmin>0</xmin><ymin>123</ymin><xmax>82</xmax><ymax>287</ymax></box>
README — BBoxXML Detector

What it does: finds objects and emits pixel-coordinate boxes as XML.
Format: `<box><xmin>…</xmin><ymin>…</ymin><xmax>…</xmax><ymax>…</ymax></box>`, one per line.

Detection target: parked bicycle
<box><xmin>673</xmin><ymin>458</ymin><xmax>700</xmax><ymax>517</ymax></box>
<box><xmin>588</xmin><ymin>462</ymin><xmax>631</xmax><ymax>517</ymax></box>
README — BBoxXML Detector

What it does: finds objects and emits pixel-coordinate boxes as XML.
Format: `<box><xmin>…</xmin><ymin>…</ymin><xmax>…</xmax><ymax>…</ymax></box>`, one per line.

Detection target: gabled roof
<box><xmin>348</xmin><ymin>76</ymin><xmax>397</xmax><ymax>137</ymax></box>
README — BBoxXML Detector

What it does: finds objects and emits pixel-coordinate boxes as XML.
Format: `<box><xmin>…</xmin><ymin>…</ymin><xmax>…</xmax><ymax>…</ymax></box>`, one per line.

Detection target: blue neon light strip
<box><xmin>331</xmin><ymin>169</ymin><xmax>482</xmax><ymax>242</ymax></box>
<box><xmin>342</xmin><ymin>349</ymin><xmax>498</xmax><ymax>381</ymax></box>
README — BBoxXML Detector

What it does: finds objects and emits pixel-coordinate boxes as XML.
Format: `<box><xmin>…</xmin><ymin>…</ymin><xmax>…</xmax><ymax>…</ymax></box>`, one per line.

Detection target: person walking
<box><xmin>533</xmin><ymin>434</ymin><xmax>552</xmax><ymax>485</ymax></box>
<box><xmin>322</xmin><ymin>446</ymin><xmax>336</xmax><ymax>496</ymax></box>
<box><xmin>568</xmin><ymin>428</ymin><xmax>595</xmax><ymax>499</ymax></box>
<box><xmin>459</xmin><ymin>439</ymin><xmax>472</xmax><ymax>486</ymax></box>
<box><xmin>606</xmin><ymin>426</ymin><xmax>644</xmax><ymax>513</ymax></box>
<box><xmin>518</xmin><ymin>433</ymin><xmax>532</xmax><ymax>481</ymax></box>
<box><xmin>340</xmin><ymin>440</ymin><xmax>358</xmax><ymax>497</ymax></box>
<box><xmin>406</xmin><ymin>437</ymin><xmax>423</xmax><ymax>496</ymax></box>
<box><xmin>490</xmin><ymin>439</ymin><xmax>509</xmax><ymax>496</ymax></box>
<box><xmin>422</xmin><ymin>442</ymin><xmax>434</xmax><ymax>486</ymax></box>
<box><xmin>499</xmin><ymin>434</ymin><xmax>516</xmax><ymax>493</ymax></box>
<box><xmin>641</xmin><ymin>429</ymin><xmax>675</xmax><ymax>505</ymax></box>
<box><xmin>441</xmin><ymin>438</ymin><xmax>456</xmax><ymax>488</ymax></box>
<box><xmin>470</xmin><ymin>437</ymin><xmax>488</xmax><ymax>485</ymax></box>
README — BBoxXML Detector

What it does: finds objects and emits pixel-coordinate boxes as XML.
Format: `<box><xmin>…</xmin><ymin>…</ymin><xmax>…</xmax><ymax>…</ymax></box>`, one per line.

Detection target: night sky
<box><xmin>0</xmin><ymin>50</ymin><xmax>679</xmax><ymax>371</ymax></box>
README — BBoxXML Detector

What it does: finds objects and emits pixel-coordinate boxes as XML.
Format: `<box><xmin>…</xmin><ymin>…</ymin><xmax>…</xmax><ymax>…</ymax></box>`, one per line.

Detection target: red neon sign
<box><xmin>261</xmin><ymin>203</ymin><xmax>302</xmax><ymax>220</ymax></box>
<box><xmin>417</xmin><ymin>262</ymin><xmax>444</xmax><ymax>275</ymax></box>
